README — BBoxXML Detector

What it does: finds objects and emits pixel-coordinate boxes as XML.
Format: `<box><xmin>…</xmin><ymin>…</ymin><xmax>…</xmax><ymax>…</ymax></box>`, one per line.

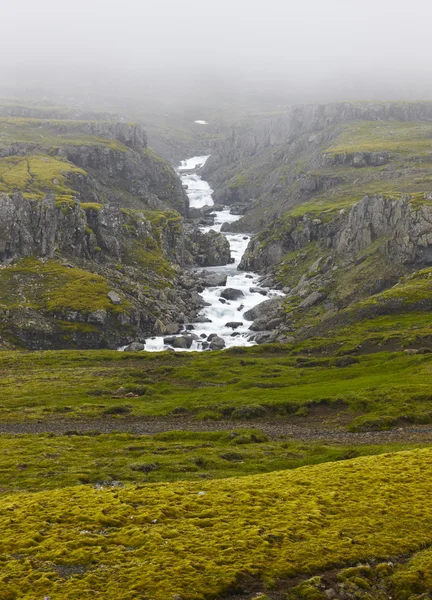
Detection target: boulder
<box><xmin>299</xmin><ymin>291</ymin><xmax>325</xmax><ymax>309</ymax></box>
<box><xmin>186</xmin><ymin>229</ymin><xmax>231</xmax><ymax>266</ymax></box>
<box><xmin>163</xmin><ymin>336</ymin><xmax>189</xmax><ymax>349</ymax></box>
<box><xmin>249</xmin><ymin>287</ymin><xmax>267</xmax><ymax>296</ymax></box>
<box><xmin>225</xmin><ymin>321</ymin><xmax>243</xmax><ymax>329</ymax></box>
<box><xmin>221</xmin><ymin>288</ymin><xmax>244</xmax><ymax>301</ymax></box>
<box><xmin>124</xmin><ymin>342</ymin><xmax>145</xmax><ymax>352</ymax></box>
<box><xmin>202</xmin><ymin>272</ymin><xmax>228</xmax><ymax>287</ymax></box>
<box><xmin>210</xmin><ymin>335</ymin><xmax>226</xmax><ymax>350</ymax></box>
<box><xmin>107</xmin><ymin>290</ymin><xmax>122</xmax><ymax>305</ymax></box>
<box><xmin>243</xmin><ymin>296</ymin><xmax>284</xmax><ymax>321</ymax></box>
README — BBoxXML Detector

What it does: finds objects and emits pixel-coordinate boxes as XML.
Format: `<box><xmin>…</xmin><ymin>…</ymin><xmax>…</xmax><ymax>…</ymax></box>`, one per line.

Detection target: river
<box><xmin>144</xmin><ymin>155</ymin><xmax>281</xmax><ymax>351</ymax></box>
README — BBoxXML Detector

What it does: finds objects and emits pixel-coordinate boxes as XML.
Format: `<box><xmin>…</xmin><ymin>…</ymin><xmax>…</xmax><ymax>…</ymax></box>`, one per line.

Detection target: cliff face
<box><xmin>240</xmin><ymin>195</ymin><xmax>432</xmax><ymax>272</ymax></box>
<box><xmin>0</xmin><ymin>113</ymin><xmax>230</xmax><ymax>350</ymax></box>
<box><xmin>238</xmin><ymin>194</ymin><xmax>432</xmax><ymax>346</ymax></box>
<box><xmin>202</xmin><ymin>101</ymin><xmax>432</xmax><ymax>232</ymax></box>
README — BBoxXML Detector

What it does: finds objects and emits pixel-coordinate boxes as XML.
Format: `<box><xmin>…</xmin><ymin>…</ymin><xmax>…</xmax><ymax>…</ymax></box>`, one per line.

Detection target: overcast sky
<box><xmin>3</xmin><ymin>0</ymin><xmax>432</xmax><ymax>102</ymax></box>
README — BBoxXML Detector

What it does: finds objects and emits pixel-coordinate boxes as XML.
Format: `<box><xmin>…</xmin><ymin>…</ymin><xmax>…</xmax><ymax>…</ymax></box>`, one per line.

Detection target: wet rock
<box><xmin>237</xmin><ymin>304</ymin><xmax>244</xmax><ymax>311</ymax></box>
<box><xmin>124</xmin><ymin>342</ymin><xmax>145</xmax><ymax>352</ymax></box>
<box><xmin>186</xmin><ymin>229</ymin><xmax>231</xmax><ymax>266</ymax></box>
<box><xmin>219</xmin><ymin>298</ymin><xmax>227</xmax><ymax>304</ymax></box>
<box><xmin>243</xmin><ymin>296</ymin><xmax>284</xmax><ymax>321</ymax></box>
<box><xmin>221</xmin><ymin>288</ymin><xmax>244</xmax><ymax>301</ymax></box>
<box><xmin>245</xmin><ymin>274</ymin><xmax>254</xmax><ymax>279</ymax></box>
<box><xmin>107</xmin><ymin>290</ymin><xmax>122</xmax><ymax>305</ymax></box>
<box><xmin>200</xmin><ymin>333</ymin><xmax>207</xmax><ymax>339</ymax></box>
<box><xmin>209</xmin><ymin>335</ymin><xmax>226</xmax><ymax>350</ymax></box>
<box><xmin>225</xmin><ymin>321</ymin><xmax>243</xmax><ymax>329</ymax></box>
<box><xmin>163</xmin><ymin>336</ymin><xmax>189</xmax><ymax>349</ymax></box>
<box><xmin>194</xmin><ymin>316</ymin><xmax>212</xmax><ymax>323</ymax></box>
<box><xmin>201</xmin><ymin>272</ymin><xmax>228</xmax><ymax>287</ymax></box>
<box><xmin>254</xmin><ymin>332</ymin><xmax>272</xmax><ymax>344</ymax></box>
<box><xmin>249</xmin><ymin>287</ymin><xmax>267</xmax><ymax>295</ymax></box>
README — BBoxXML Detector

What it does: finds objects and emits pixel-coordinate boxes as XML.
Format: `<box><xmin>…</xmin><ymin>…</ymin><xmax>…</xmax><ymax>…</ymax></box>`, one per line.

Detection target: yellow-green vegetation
<box><xmin>0</xmin><ymin>117</ymin><xmax>128</xmax><ymax>151</ymax></box>
<box><xmin>0</xmin><ymin>259</ymin><xmax>128</xmax><ymax>314</ymax></box>
<box><xmin>1</xmin><ymin>430</ymin><xmax>424</xmax><ymax>494</ymax></box>
<box><xmin>327</xmin><ymin>121</ymin><xmax>432</xmax><ymax>155</ymax></box>
<box><xmin>1</xmin><ymin>347</ymin><xmax>432</xmax><ymax>430</ymax></box>
<box><xmin>2</xmin><ymin>449</ymin><xmax>432</xmax><ymax>598</ymax></box>
<box><xmin>0</xmin><ymin>155</ymin><xmax>85</xmax><ymax>201</ymax></box>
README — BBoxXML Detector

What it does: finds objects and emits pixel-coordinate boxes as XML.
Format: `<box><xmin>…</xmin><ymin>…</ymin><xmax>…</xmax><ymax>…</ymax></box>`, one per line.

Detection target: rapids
<box><xmin>144</xmin><ymin>155</ymin><xmax>282</xmax><ymax>352</ymax></box>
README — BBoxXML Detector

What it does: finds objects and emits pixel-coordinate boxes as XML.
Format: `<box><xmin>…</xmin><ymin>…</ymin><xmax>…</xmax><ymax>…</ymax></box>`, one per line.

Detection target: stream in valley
<box><xmin>145</xmin><ymin>155</ymin><xmax>282</xmax><ymax>351</ymax></box>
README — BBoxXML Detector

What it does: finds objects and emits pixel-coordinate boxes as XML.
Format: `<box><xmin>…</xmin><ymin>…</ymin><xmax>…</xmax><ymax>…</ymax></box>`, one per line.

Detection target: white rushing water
<box><xmin>145</xmin><ymin>155</ymin><xmax>282</xmax><ymax>352</ymax></box>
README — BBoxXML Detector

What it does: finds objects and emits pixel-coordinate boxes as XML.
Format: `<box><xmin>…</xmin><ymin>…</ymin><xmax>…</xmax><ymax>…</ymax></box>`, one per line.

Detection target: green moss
<box><xmin>0</xmin><ymin>259</ymin><xmax>129</xmax><ymax>314</ymax></box>
<box><xmin>0</xmin><ymin>155</ymin><xmax>85</xmax><ymax>201</ymax></box>
<box><xmin>327</xmin><ymin>121</ymin><xmax>432</xmax><ymax>156</ymax></box>
<box><xmin>80</xmin><ymin>202</ymin><xmax>103</xmax><ymax>211</ymax></box>
<box><xmin>2</xmin><ymin>449</ymin><xmax>432</xmax><ymax>598</ymax></box>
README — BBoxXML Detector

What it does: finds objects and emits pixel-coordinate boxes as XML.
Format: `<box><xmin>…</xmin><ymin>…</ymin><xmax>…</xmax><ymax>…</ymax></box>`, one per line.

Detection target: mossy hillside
<box><xmin>2</xmin><ymin>449</ymin><xmax>432</xmax><ymax>598</ymax></box>
<box><xmin>302</xmin><ymin>267</ymin><xmax>432</xmax><ymax>349</ymax></box>
<box><xmin>2</xmin><ymin>348</ymin><xmax>432</xmax><ymax>429</ymax></box>
<box><xmin>327</xmin><ymin>120</ymin><xmax>432</xmax><ymax>156</ymax></box>
<box><xmin>287</xmin><ymin>552</ymin><xmax>432</xmax><ymax>600</ymax></box>
<box><xmin>1</xmin><ymin>430</ymin><xmax>425</xmax><ymax>494</ymax></box>
<box><xmin>0</xmin><ymin>259</ymin><xmax>128</xmax><ymax>315</ymax></box>
<box><xmin>224</xmin><ymin>119</ymin><xmax>432</xmax><ymax>233</ymax></box>
<box><xmin>0</xmin><ymin>117</ymin><xmax>128</xmax><ymax>151</ymax></box>
<box><xmin>0</xmin><ymin>155</ymin><xmax>85</xmax><ymax>202</ymax></box>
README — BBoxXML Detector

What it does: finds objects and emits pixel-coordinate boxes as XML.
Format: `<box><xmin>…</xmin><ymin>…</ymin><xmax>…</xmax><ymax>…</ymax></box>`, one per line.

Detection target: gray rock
<box><xmin>225</xmin><ymin>322</ymin><xmax>243</xmax><ymax>329</ymax></box>
<box><xmin>87</xmin><ymin>309</ymin><xmax>107</xmax><ymax>324</ymax></box>
<box><xmin>299</xmin><ymin>291</ymin><xmax>325</xmax><ymax>309</ymax></box>
<box><xmin>253</xmin><ymin>332</ymin><xmax>272</xmax><ymax>344</ymax></box>
<box><xmin>221</xmin><ymin>288</ymin><xmax>244</xmax><ymax>301</ymax></box>
<box><xmin>107</xmin><ymin>290</ymin><xmax>122</xmax><ymax>305</ymax></box>
<box><xmin>124</xmin><ymin>342</ymin><xmax>145</xmax><ymax>352</ymax></box>
<box><xmin>243</xmin><ymin>296</ymin><xmax>284</xmax><ymax>321</ymax></box>
<box><xmin>210</xmin><ymin>335</ymin><xmax>226</xmax><ymax>350</ymax></box>
<box><xmin>249</xmin><ymin>287</ymin><xmax>267</xmax><ymax>295</ymax></box>
<box><xmin>202</xmin><ymin>273</ymin><xmax>228</xmax><ymax>287</ymax></box>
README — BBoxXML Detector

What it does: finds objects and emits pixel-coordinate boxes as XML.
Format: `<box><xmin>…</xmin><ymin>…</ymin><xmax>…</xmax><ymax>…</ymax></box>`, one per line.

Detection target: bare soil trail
<box><xmin>2</xmin><ymin>416</ymin><xmax>432</xmax><ymax>445</ymax></box>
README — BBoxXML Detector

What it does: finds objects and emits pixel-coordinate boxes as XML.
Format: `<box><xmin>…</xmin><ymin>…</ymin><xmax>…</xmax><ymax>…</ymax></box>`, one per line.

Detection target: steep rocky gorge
<box><xmin>0</xmin><ymin>115</ymin><xmax>231</xmax><ymax>350</ymax></box>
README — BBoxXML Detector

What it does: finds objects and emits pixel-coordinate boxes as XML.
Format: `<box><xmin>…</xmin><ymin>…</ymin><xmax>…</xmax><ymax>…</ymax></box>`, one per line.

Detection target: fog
<box><xmin>3</xmin><ymin>0</ymin><xmax>432</xmax><ymax>106</ymax></box>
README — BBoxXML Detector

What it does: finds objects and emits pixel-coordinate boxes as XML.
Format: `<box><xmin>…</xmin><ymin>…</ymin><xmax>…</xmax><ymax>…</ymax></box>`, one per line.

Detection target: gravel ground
<box><xmin>1</xmin><ymin>416</ymin><xmax>432</xmax><ymax>445</ymax></box>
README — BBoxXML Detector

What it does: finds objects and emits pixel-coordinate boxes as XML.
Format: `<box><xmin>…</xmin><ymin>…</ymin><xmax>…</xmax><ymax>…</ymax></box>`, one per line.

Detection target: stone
<box><xmin>225</xmin><ymin>322</ymin><xmax>243</xmax><ymax>329</ymax></box>
<box><xmin>202</xmin><ymin>273</ymin><xmax>228</xmax><ymax>287</ymax></box>
<box><xmin>124</xmin><ymin>342</ymin><xmax>145</xmax><ymax>352</ymax></box>
<box><xmin>221</xmin><ymin>288</ymin><xmax>244</xmax><ymax>301</ymax></box>
<box><xmin>107</xmin><ymin>290</ymin><xmax>122</xmax><ymax>305</ymax></box>
<box><xmin>299</xmin><ymin>291</ymin><xmax>325</xmax><ymax>309</ymax></box>
<box><xmin>113</xmin><ymin>386</ymin><xmax>127</xmax><ymax>397</ymax></box>
<box><xmin>163</xmin><ymin>336</ymin><xmax>189</xmax><ymax>349</ymax></box>
<box><xmin>88</xmin><ymin>309</ymin><xmax>107</xmax><ymax>324</ymax></box>
<box><xmin>254</xmin><ymin>332</ymin><xmax>272</xmax><ymax>344</ymax></box>
<box><xmin>243</xmin><ymin>296</ymin><xmax>284</xmax><ymax>321</ymax></box>
<box><xmin>249</xmin><ymin>287</ymin><xmax>267</xmax><ymax>295</ymax></box>
<box><xmin>210</xmin><ymin>335</ymin><xmax>226</xmax><ymax>350</ymax></box>
<box><xmin>219</xmin><ymin>298</ymin><xmax>227</xmax><ymax>304</ymax></box>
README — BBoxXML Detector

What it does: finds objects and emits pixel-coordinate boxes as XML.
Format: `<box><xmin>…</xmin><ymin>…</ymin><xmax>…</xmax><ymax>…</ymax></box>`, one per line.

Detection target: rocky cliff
<box><xmin>0</xmin><ymin>112</ymin><xmax>231</xmax><ymax>350</ymax></box>
<box><xmin>237</xmin><ymin>192</ymin><xmax>432</xmax><ymax>347</ymax></box>
<box><xmin>203</xmin><ymin>101</ymin><xmax>432</xmax><ymax>232</ymax></box>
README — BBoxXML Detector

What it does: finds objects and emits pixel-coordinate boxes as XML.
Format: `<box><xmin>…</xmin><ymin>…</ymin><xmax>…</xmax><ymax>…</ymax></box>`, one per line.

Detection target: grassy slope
<box><xmin>1</xmin><ymin>347</ymin><xmax>432</xmax><ymax>431</ymax></box>
<box><xmin>0</xmin><ymin>155</ymin><xmax>85</xmax><ymax>202</ymax></box>
<box><xmin>0</xmin><ymin>429</ymin><xmax>424</xmax><ymax>494</ymax></box>
<box><xmin>2</xmin><ymin>449</ymin><xmax>432</xmax><ymax>599</ymax></box>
